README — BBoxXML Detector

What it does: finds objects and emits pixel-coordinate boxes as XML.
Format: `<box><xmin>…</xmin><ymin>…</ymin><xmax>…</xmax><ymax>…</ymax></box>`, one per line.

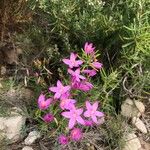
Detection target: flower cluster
<box><xmin>37</xmin><ymin>42</ymin><xmax>104</xmax><ymax>145</ymax></box>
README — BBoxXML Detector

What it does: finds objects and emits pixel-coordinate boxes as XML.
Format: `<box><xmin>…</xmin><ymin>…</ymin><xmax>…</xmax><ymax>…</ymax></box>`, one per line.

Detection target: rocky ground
<box><xmin>0</xmin><ymin>73</ymin><xmax>150</xmax><ymax>150</ymax></box>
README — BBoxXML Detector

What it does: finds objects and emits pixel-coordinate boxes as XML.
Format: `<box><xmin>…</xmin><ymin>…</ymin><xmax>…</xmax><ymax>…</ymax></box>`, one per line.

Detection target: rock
<box><xmin>2</xmin><ymin>87</ymin><xmax>34</xmax><ymax>105</ymax></box>
<box><xmin>24</xmin><ymin>131</ymin><xmax>41</xmax><ymax>145</ymax></box>
<box><xmin>0</xmin><ymin>82</ymin><xmax>3</xmax><ymax>88</ymax></box>
<box><xmin>121</xmin><ymin>98</ymin><xmax>139</xmax><ymax>118</ymax></box>
<box><xmin>22</xmin><ymin>146</ymin><xmax>34</xmax><ymax>150</ymax></box>
<box><xmin>139</xmin><ymin>138</ymin><xmax>150</xmax><ymax>150</ymax></box>
<box><xmin>0</xmin><ymin>107</ymin><xmax>26</xmax><ymax>143</ymax></box>
<box><xmin>123</xmin><ymin>133</ymin><xmax>141</xmax><ymax>150</ymax></box>
<box><xmin>87</xmin><ymin>145</ymin><xmax>95</xmax><ymax>150</ymax></box>
<box><xmin>134</xmin><ymin>101</ymin><xmax>145</xmax><ymax>114</ymax></box>
<box><xmin>1</xmin><ymin>66</ymin><xmax>6</xmax><ymax>75</ymax></box>
<box><xmin>132</xmin><ymin>117</ymin><xmax>147</xmax><ymax>134</ymax></box>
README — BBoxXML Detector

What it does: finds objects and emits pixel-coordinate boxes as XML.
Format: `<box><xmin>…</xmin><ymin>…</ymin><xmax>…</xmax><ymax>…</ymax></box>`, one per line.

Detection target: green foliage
<box><xmin>100</xmin><ymin>115</ymin><xmax>128</xmax><ymax>149</ymax></box>
<box><xmin>21</xmin><ymin>0</ymin><xmax>150</xmax><ymax>116</ymax></box>
<box><xmin>1</xmin><ymin>0</ymin><xmax>149</xmax><ymax>148</ymax></box>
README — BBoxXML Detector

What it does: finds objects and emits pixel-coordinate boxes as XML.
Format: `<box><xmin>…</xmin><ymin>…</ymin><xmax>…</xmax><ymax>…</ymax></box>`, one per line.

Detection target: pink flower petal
<box><xmin>76</xmin><ymin>108</ymin><xmax>83</xmax><ymax>115</ymax></box>
<box><xmin>38</xmin><ymin>94</ymin><xmax>45</xmax><ymax>103</ymax></box>
<box><xmin>70</xmin><ymin>53</ymin><xmax>76</xmax><ymax>60</ymax></box>
<box><xmin>93</xmin><ymin>102</ymin><xmax>98</xmax><ymax>111</ymax></box>
<box><xmin>76</xmin><ymin>60</ymin><xmax>83</xmax><ymax>65</ymax></box>
<box><xmin>63</xmin><ymin>59</ymin><xmax>71</xmax><ymax>66</ymax></box>
<box><xmin>57</xmin><ymin>80</ymin><xmax>62</xmax><ymax>87</ymax></box>
<box><xmin>61</xmin><ymin>112</ymin><xmax>71</xmax><ymax>118</ymax></box>
<box><xmin>84</xmin><ymin>111</ymin><xmax>90</xmax><ymax>117</ymax></box>
<box><xmin>69</xmin><ymin>118</ymin><xmax>76</xmax><ymax>129</ymax></box>
<box><xmin>54</xmin><ymin>92</ymin><xmax>61</xmax><ymax>99</ymax></box>
<box><xmin>76</xmin><ymin>116</ymin><xmax>85</xmax><ymax>125</ymax></box>
<box><xmin>95</xmin><ymin>111</ymin><xmax>104</xmax><ymax>117</ymax></box>
<box><xmin>68</xmin><ymin>68</ymin><xmax>74</xmax><ymax>75</ymax></box>
<box><xmin>86</xmin><ymin>101</ymin><xmax>92</xmax><ymax>110</ymax></box>
<box><xmin>92</xmin><ymin>115</ymin><xmax>98</xmax><ymax>124</ymax></box>
<box><xmin>49</xmin><ymin>87</ymin><xmax>58</xmax><ymax>92</ymax></box>
<box><xmin>79</xmin><ymin>75</ymin><xmax>86</xmax><ymax>80</ymax></box>
<box><xmin>63</xmin><ymin>85</ymin><xmax>71</xmax><ymax>93</ymax></box>
<box><xmin>92</xmin><ymin>62</ymin><xmax>103</xmax><ymax>69</ymax></box>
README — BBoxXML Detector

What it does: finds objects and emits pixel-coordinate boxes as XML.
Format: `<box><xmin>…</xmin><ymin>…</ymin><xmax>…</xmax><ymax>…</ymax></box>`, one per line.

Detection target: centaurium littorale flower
<box><xmin>62</xmin><ymin>106</ymin><xmax>85</xmax><ymax>129</ymax></box>
<box><xmin>43</xmin><ymin>113</ymin><xmax>54</xmax><ymax>123</ymax></box>
<box><xmin>78</xmin><ymin>81</ymin><xmax>93</xmax><ymax>92</ymax></box>
<box><xmin>92</xmin><ymin>62</ymin><xmax>103</xmax><ymax>69</ymax></box>
<box><xmin>49</xmin><ymin>80</ymin><xmax>71</xmax><ymax>99</ymax></box>
<box><xmin>82</xmin><ymin>69</ymin><xmax>97</xmax><ymax>77</ymax></box>
<box><xmin>38</xmin><ymin>94</ymin><xmax>52</xmax><ymax>110</ymax></box>
<box><xmin>70</xmin><ymin>128</ymin><xmax>83</xmax><ymax>141</ymax></box>
<box><xmin>58</xmin><ymin>135</ymin><xmax>69</xmax><ymax>145</ymax></box>
<box><xmin>84</xmin><ymin>42</ymin><xmax>95</xmax><ymax>54</ymax></box>
<box><xmin>60</xmin><ymin>99</ymin><xmax>76</xmax><ymax>110</ymax></box>
<box><xmin>63</xmin><ymin>52</ymin><xmax>83</xmax><ymax>68</ymax></box>
<box><xmin>68</xmin><ymin>68</ymin><xmax>85</xmax><ymax>82</ymax></box>
<box><xmin>84</xmin><ymin>101</ymin><xmax>104</xmax><ymax>124</ymax></box>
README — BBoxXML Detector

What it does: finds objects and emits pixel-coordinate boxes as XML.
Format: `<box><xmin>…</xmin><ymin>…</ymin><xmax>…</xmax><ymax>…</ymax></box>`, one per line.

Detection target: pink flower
<box><xmin>92</xmin><ymin>62</ymin><xmax>103</xmax><ymax>69</ymax></box>
<box><xmin>82</xmin><ymin>69</ymin><xmax>97</xmax><ymax>77</ymax></box>
<box><xmin>78</xmin><ymin>81</ymin><xmax>93</xmax><ymax>91</ymax></box>
<box><xmin>84</xmin><ymin>101</ymin><xmax>104</xmax><ymax>124</ymax></box>
<box><xmin>60</xmin><ymin>99</ymin><xmax>76</xmax><ymax>110</ymax></box>
<box><xmin>62</xmin><ymin>106</ymin><xmax>85</xmax><ymax>129</ymax></box>
<box><xmin>49</xmin><ymin>80</ymin><xmax>71</xmax><ymax>99</ymax></box>
<box><xmin>71</xmin><ymin>77</ymin><xmax>93</xmax><ymax>91</ymax></box>
<box><xmin>84</xmin><ymin>42</ymin><xmax>95</xmax><ymax>54</ymax></box>
<box><xmin>70</xmin><ymin>128</ymin><xmax>83</xmax><ymax>141</ymax></box>
<box><xmin>68</xmin><ymin>68</ymin><xmax>86</xmax><ymax>82</ymax></box>
<box><xmin>71</xmin><ymin>77</ymin><xmax>80</xmax><ymax>89</ymax></box>
<box><xmin>38</xmin><ymin>94</ymin><xmax>52</xmax><ymax>110</ymax></box>
<box><xmin>58</xmin><ymin>135</ymin><xmax>69</xmax><ymax>145</ymax></box>
<box><xmin>43</xmin><ymin>113</ymin><xmax>54</xmax><ymax>123</ymax></box>
<box><xmin>63</xmin><ymin>53</ymin><xmax>83</xmax><ymax>68</ymax></box>
<box><xmin>60</xmin><ymin>92</ymin><xmax>71</xmax><ymax>100</ymax></box>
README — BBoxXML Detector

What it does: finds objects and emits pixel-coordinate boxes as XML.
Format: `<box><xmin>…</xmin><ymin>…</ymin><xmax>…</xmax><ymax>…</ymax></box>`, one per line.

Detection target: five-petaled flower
<box><xmin>60</xmin><ymin>99</ymin><xmax>76</xmax><ymax>110</ymax></box>
<box><xmin>82</xmin><ymin>69</ymin><xmax>97</xmax><ymax>77</ymax></box>
<box><xmin>63</xmin><ymin>52</ymin><xmax>83</xmax><ymax>68</ymax></box>
<box><xmin>68</xmin><ymin>68</ymin><xmax>85</xmax><ymax>82</ymax></box>
<box><xmin>38</xmin><ymin>94</ymin><xmax>52</xmax><ymax>110</ymax></box>
<box><xmin>91</xmin><ymin>62</ymin><xmax>103</xmax><ymax>69</ymax></box>
<box><xmin>84</xmin><ymin>101</ymin><xmax>104</xmax><ymax>124</ymax></box>
<box><xmin>49</xmin><ymin>80</ymin><xmax>71</xmax><ymax>99</ymax></box>
<box><xmin>84</xmin><ymin>42</ymin><xmax>95</xmax><ymax>54</ymax></box>
<box><xmin>62</xmin><ymin>106</ymin><xmax>85</xmax><ymax>129</ymax></box>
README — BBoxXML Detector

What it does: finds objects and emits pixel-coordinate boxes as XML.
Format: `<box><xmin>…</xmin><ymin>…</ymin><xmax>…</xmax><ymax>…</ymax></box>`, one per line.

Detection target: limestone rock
<box><xmin>22</xmin><ymin>146</ymin><xmax>34</xmax><ymax>150</ymax></box>
<box><xmin>24</xmin><ymin>131</ymin><xmax>41</xmax><ymax>145</ymax></box>
<box><xmin>123</xmin><ymin>133</ymin><xmax>141</xmax><ymax>150</ymax></box>
<box><xmin>132</xmin><ymin>117</ymin><xmax>147</xmax><ymax>134</ymax></box>
<box><xmin>0</xmin><ymin>82</ymin><xmax>3</xmax><ymax>88</ymax></box>
<box><xmin>134</xmin><ymin>101</ymin><xmax>145</xmax><ymax>114</ymax></box>
<box><xmin>0</xmin><ymin>107</ymin><xmax>26</xmax><ymax>143</ymax></box>
<box><xmin>121</xmin><ymin>98</ymin><xmax>139</xmax><ymax>118</ymax></box>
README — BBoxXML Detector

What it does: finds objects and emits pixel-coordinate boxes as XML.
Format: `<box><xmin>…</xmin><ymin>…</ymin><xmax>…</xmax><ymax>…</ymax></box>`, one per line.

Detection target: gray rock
<box><xmin>134</xmin><ymin>101</ymin><xmax>145</xmax><ymax>114</ymax></box>
<box><xmin>121</xmin><ymin>98</ymin><xmax>141</xmax><ymax>118</ymax></box>
<box><xmin>0</xmin><ymin>107</ymin><xmax>26</xmax><ymax>143</ymax></box>
<box><xmin>0</xmin><ymin>82</ymin><xmax>2</xmax><ymax>88</ymax></box>
<box><xmin>123</xmin><ymin>133</ymin><xmax>141</xmax><ymax>150</ymax></box>
<box><xmin>22</xmin><ymin>146</ymin><xmax>34</xmax><ymax>150</ymax></box>
<box><xmin>24</xmin><ymin>131</ymin><xmax>41</xmax><ymax>145</ymax></box>
<box><xmin>121</xmin><ymin>99</ymin><xmax>138</xmax><ymax>117</ymax></box>
<box><xmin>132</xmin><ymin>117</ymin><xmax>147</xmax><ymax>134</ymax></box>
